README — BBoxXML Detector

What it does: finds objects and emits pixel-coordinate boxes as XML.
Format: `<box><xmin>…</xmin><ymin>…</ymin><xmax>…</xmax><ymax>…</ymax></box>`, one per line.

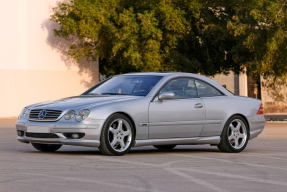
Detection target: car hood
<box><xmin>31</xmin><ymin>95</ymin><xmax>141</xmax><ymax>111</ymax></box>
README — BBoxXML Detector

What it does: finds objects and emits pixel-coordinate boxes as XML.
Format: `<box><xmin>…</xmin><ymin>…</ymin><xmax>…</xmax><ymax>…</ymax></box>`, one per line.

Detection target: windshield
<box><xmin>85</xmin><ymin>75</ymin><xmax>163</xmax><ymax>96</ymax></box>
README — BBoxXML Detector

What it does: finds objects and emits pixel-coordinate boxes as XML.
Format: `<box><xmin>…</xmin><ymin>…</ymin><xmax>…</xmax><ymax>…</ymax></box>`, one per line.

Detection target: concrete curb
<box><xmin>266</xmin><ymin>121</ymin><xmax>287</xmax><ymax>124</ymax></box>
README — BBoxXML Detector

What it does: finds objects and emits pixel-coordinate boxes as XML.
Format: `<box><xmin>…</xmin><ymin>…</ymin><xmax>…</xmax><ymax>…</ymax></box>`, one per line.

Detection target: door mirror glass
<box><xmin>158</xmin><ymin>92</ymin><xmax>175</xmax><ymax>101</ymax></box>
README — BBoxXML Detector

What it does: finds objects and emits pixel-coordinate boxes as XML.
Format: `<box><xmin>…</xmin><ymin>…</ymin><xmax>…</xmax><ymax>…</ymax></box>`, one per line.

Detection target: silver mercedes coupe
<box><xmin>16</xmin><ymin>72</ymin><xmax>265</xmax><ymax>155</ymax></box>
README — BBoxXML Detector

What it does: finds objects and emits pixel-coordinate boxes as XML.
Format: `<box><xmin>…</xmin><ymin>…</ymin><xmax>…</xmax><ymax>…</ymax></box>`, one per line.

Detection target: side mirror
<box><xmin>158</xmin><ymin>92</ymin><xmax>175</xmax><ymax>101</ymax></box>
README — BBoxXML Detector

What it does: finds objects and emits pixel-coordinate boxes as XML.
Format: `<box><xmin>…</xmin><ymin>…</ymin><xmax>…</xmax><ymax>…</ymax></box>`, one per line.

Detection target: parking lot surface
<box><xmin>1</xmin><ymin>119</ymin><xmax>287</xmax><ymax>192</ymax></box>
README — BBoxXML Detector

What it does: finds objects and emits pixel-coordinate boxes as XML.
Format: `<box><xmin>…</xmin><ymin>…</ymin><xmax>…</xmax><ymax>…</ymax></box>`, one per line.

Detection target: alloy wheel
<box><xmin>108</xmin><ymin>119</ymin><xmax>132</xmax><ymax>152</ymax></box>
<box><xmin>228</xmin><ymin>119</ymin><xmax>247</xmax><ymax>149</ymax></box>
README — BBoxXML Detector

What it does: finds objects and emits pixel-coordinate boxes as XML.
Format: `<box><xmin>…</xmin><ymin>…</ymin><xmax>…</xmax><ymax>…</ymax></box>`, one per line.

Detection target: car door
<box><xmin>194</xmin><ymin>79</ymin><xmax>226</xmax><ymax>137</ymax></box>
<box><xmin>148</xmin><ymin>78</ymin><xmax>206</xmax><ymax>139</ymax></box>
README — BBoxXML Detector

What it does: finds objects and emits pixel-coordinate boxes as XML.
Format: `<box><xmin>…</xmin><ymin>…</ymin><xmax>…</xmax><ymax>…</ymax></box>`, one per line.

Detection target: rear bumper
<box><xmin>248</xmin><ymin>114</ymin><xmax>266</xmax><ymax>140</ymax></box>
<box><xmin>249</xmin><ymin>129</ymin><xmax>264</xmax><ymax>140</ymax></box>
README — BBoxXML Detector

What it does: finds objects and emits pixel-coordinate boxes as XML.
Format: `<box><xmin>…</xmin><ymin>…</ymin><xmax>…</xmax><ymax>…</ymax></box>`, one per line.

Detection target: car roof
<box><xmin>121</xmin><ymin>72</ymin><xmax>194</xmax><ymax>77</ymax></box>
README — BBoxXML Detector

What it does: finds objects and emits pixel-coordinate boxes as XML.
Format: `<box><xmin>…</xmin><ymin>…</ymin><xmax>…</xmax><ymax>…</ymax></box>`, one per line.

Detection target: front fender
<box><xmin>88</xmin><ymin>97</ymin><xmax>151</xmax><ymax>140</ymax></box>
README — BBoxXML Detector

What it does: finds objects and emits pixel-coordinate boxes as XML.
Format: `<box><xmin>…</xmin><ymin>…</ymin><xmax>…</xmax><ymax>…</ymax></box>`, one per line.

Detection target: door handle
<box><xmin>194</xmin><ymin>103</ymin><xmax>203</xmax><ymax>108</ymax></box>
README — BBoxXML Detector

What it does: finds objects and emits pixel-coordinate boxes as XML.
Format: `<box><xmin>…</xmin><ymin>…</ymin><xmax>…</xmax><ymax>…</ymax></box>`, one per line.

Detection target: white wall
<box><xmin>0</xmin><ymin>0</ymin><xmax>99</xmax><ymax>117</ymax></box>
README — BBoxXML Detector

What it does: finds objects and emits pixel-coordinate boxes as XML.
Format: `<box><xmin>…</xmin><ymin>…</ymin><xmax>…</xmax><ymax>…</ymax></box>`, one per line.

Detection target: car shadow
<box><xmin>19</xmin><ymin>145</ymin><xmax>221</xmax><ymax>156</ymax></box>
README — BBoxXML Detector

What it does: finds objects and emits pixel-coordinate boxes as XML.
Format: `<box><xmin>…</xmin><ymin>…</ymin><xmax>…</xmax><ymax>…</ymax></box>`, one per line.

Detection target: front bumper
<box><xmin>17</xmin><ymin>135</ymin><xmax>100</xmax><ymax>147</ymax></box>
<box><xmin>16</xmin><ymin>118</ymin><xmax>105</xmax><ymax>148</ymax></box>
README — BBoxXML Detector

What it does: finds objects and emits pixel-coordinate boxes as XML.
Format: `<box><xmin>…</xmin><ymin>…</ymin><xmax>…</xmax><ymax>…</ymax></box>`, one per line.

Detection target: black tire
<box><xmin>31</xmin><ymin>143</ymin><xmax>62</xmax><ymax>152</ymax></box>
<box><xmin>99</xmin><ymin>113</ymin><xmax>135</xmax><ymax>156</ymax></box>
<box><xmin>153</xmin><ymin>145</ymin><xmax>176</xmax><ymax>150</ymax></box>
<box><xmin>217</xmin><ymin>115</ymin><xmax>250</xmax><ymax>153</ymax></box>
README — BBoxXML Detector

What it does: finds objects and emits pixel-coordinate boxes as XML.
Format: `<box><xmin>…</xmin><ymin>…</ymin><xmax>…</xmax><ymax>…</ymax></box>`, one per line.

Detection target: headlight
<box><xmin>65</xmin><ymin>110</ymin><xmax>76</xmax><ymax>120</ymax></box>
<box><xmin>23</xmin><ymin>109</ymin><xmax>30</xmax><ymax>119</ymax></box>
<box><xmin>75</xmin><ymin>109</ymin><xmax>90</xmax><ymax>122</ymax></box>
<box><xmin>18</xmin><ymin>108</ymin><xmax>27</xmax><ymax>120</ymax></box>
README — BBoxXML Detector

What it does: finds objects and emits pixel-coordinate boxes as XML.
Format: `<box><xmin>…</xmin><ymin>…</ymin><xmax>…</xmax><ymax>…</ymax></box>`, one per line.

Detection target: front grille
<box><xmin>25</xmin><ymin>132</ymin><xmax>60</xmax><ymax>138</ymax></box>
<box><xmin>29</xmin><ymin>109</ymin><xmax>62</xmax><ymax>121</ymax></box>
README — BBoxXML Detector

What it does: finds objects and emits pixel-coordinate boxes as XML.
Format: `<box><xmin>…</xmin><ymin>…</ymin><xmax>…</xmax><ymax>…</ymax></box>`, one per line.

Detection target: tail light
<box><xmin>257</xmin><ymin>103</ymin><xmax>263</xmax><ymax>114</ymax></box>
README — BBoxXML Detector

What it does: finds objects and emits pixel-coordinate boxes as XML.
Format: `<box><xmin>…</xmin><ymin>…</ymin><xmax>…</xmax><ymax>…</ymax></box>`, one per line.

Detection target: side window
<box><xmin>160</xmin><ymin>78</ymin><xmax>198</xmax><ymax>99</ymax></box>
<box><xmin>195</xmin><ymin>80</ymin><xmax>223</xmax><ymax>97</ymax></box>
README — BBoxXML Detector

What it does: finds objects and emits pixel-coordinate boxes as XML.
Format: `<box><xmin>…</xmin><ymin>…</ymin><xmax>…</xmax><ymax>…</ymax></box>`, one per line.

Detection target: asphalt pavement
<box><xmin>1</xmin><ymin>119</ymin><xmax>287</xmax><ymax>192</ymax></box>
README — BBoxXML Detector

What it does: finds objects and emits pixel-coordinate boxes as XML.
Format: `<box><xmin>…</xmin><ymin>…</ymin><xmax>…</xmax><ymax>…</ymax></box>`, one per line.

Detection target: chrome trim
<box><xmin>54</xmin><ymin>133</ymin><xmax>66</xmax><ymax>138</ymax></box>
<box><xmin>28</xmin><ymin>118</ymin><xmax>63</xmax><ymax>122</ymax></box>
<box><xmin>133</xmin><ymin>136</ymin><xmax>221</xmax><ymax>147</ymax></box>
<box><xmin>138</xmin><ymin>123</ymin><xmax>148</xmax><ymax>126</ymax></box>
<box><xmin>194</xmin><ymin>103</ymin><xmax>203</xmax><ymax>108</ymax></box>
<box><xmin>148</xmin><ymin>120</ymin><xmax>222</xmax><ymax>126</ymax></box>
<box><xmin>151</xmin><ymin>76</ymin><xmax>227</xmax><ymax>102</ymax></box>
<box><xmin>29</xmin><ymin>109</ymin><xmax>63</xmax><ymax>122</ymax></box>
<box><xmin>17</xmin><ymin>136</ymin><xmax>100</xmax><ymax>147</ymax></box>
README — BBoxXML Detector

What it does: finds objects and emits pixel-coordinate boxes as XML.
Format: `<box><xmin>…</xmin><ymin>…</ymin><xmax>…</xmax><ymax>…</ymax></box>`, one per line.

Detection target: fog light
<box><xmin>17</xmin><ymin>130</ymin><xmax>24</xmax><ymax>136</ymax></box>
<box><xmin>63</xmin><ymin>132</ymin><xmax>85</xmax><ymax>139</ymax></box>
<box><xmin>71</xmin><ymin>133</ymin><xmax>79</xmax><ymax>139</ymax></box>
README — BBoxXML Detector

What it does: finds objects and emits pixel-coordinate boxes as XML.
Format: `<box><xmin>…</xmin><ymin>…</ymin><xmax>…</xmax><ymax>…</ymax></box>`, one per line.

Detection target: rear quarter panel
<box><xmin>200</xmin><ymin>95</ymin><xmax>265</xmax><ymax>138</ymax></box>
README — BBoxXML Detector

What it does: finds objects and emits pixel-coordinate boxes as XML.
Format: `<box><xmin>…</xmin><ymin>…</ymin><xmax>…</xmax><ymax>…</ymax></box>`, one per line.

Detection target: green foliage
<box><xmin>51</xmin><ymin>0</ymin><xmax>287</xmax><ymax>78</ymax></box>
<box><xmin>225</xmin><ymin>0</ymin><xmax>287</xmax><ymax>78</ymax></box>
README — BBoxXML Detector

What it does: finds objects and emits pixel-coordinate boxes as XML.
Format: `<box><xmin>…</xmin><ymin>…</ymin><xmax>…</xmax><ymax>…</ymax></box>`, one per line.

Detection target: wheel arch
<box><xmin>217</xmin><ymin>113</ymin><xmax>251</xmax><ymax>152</ymax></box>
<box><xmin>104</xmin><ymin>111</ymin><xmax>137</xmax><ymax>139</ymax></box>
<box><xmin>226</xmin><ymin>113</ymin><xmax>250</xmax><ymax>132</ymax></box>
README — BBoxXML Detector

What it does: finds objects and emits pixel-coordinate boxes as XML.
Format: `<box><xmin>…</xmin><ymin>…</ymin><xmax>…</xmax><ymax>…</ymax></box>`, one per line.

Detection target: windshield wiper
<box><xmin>101</xmin><ymin>93</ymin><xmax>130</xmax><ymax>95</ymax></box>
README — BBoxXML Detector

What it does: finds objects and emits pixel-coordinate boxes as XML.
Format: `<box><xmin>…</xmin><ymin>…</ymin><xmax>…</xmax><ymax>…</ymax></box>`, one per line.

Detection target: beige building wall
<box><xmin>211</xmin><ymin>72</ymin><xmax>240</xmax><ymax>95</ymax></box>
<box><xmin>261</xmin><ymin>76</ymin><xmax>287</xmax><ymax>114</ymax></box>
<box><xmin>0</xmin><ymin>0</ymin><xmax>99</xmax><ymax>118</ymax></box>
<box><xmin>211</xmin><ymin>70</ymin><xmax>248</xmax><ymax>97</ymax></box>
